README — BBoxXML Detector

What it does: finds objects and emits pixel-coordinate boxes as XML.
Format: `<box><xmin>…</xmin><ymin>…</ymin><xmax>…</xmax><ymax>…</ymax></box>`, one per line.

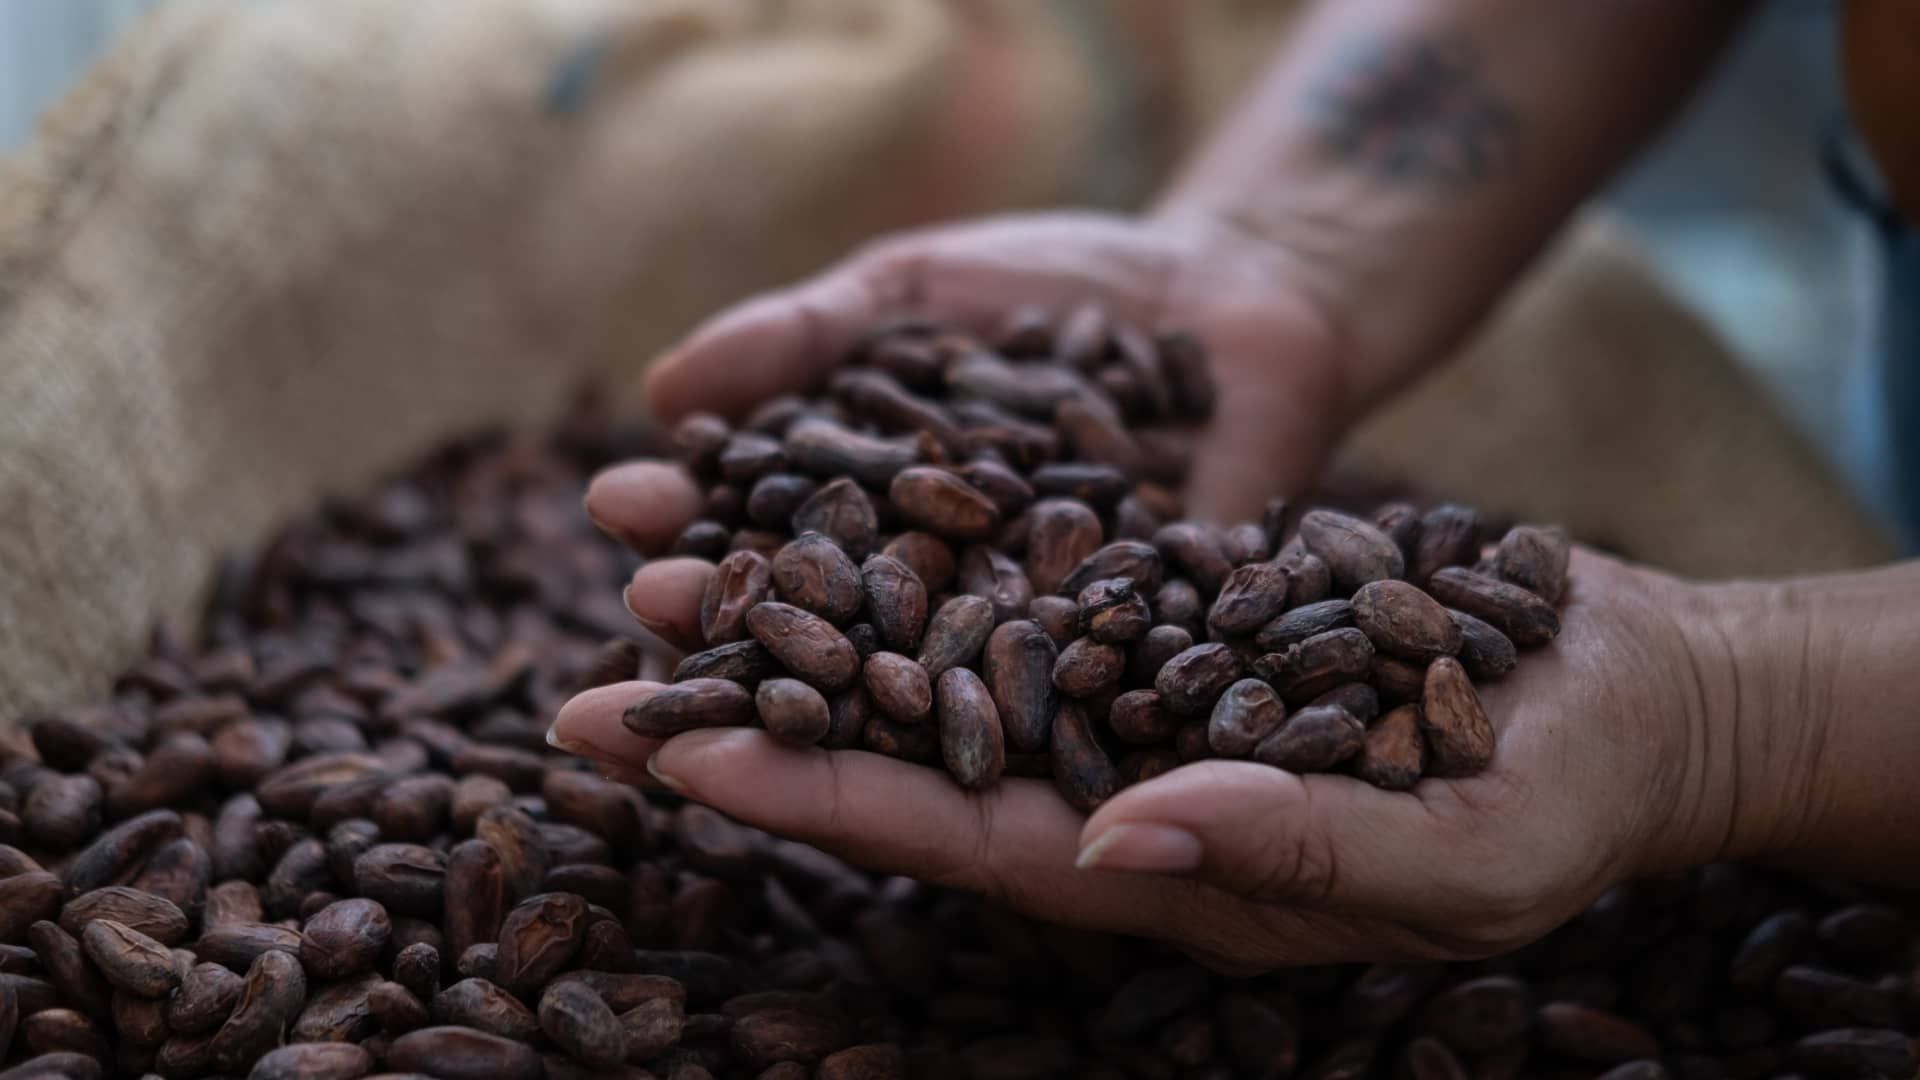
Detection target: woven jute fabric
<box><xmin>0</xmin><ymin>0</ymin><xmax>1890</xmax><ymax>718</ymax></box>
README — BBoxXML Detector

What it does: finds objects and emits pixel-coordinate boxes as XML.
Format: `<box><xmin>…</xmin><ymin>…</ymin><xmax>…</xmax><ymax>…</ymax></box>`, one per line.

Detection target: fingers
<box><xmin>585</xmin><ymin>462</ymin><xmax>704</xmax><ymax>555</ymax></box>
<box><xmin>620</xmin><ymin>557</ymin><xmax>713</xmax><ymax>653</ymax></box>
<box><xmin>644</xmin><ymin>215</ymin><xmax>1177</xmax><ymax>422</ymax></box>
<box><xmin>1078</xmin><ymin>760</ymin><xmax>1482</xmax><ymax>923</ymax></box>
<box><xmin>646</xmin><ymin>728</ymin><xmax>1197</xmax><ymax>936</ymax></box>
<box><xmin>547</xmin><ymin>682</ymin><xmax>667</xmax><ymax>787</ymax></box>
<box><xmin>1182</xmin><ymin>379</ymin><xmax>1327</xmax><ymax>525</ymax></box>
<box><xmin>646</xmin><ymin>272</ymin><xmax>889</xmax><ymax>423</ymax></box>
<box><xmin>1176</xmin><ymin>294</ymin><xmax>1342</xmax><ymax>525</ymax></box>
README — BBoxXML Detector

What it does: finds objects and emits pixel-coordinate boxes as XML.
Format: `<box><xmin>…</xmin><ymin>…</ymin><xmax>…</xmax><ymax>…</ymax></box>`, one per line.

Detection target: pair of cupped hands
<box><xmin>549</xmin><ymin>211</ymin><xmax>1731</xmax><ymax>972</ymax></box>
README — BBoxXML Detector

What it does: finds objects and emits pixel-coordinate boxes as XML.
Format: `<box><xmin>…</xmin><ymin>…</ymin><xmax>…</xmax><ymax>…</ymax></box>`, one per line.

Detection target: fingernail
<box><xmin>546</xmin><ymin>719</ymin><xmax>598</xmax><ymax>759</ymax></box>
<box><xmin>582</xmin><ymin>492</ymin><xmax>609</xmax><ymax>533</ymax></box>
<box><xmin>622</xmin><ymin>585</ymin><xmax>677</xmax><ymax>642</ymax></box>
<box><xmin>545</xmin><ymin>723</ymin><xmax>575</xmax><ymax>752</ymax></box>
<box><xmin>646</xmin><ymin>752</ymin><xmax>687</xmax><ymax>794</ymax></box>
<box><xmin>1075</xmin><ymin>824</ymin><xmax>1203</xmax><ymax>874</ymax></box>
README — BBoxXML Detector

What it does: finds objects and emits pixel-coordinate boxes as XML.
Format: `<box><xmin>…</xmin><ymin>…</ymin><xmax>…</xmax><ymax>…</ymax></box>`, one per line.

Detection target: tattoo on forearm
<box><xmin>1302</xmin><ymin>32</ymin><xmax>1517</xmax><ymax>191</ymax></box>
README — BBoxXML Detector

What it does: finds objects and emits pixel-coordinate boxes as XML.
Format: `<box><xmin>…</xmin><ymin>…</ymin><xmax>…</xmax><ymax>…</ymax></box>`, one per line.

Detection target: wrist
<box><xmin>1659</xmin><ymin>569</ymin><xmax>1920</xmax><ymax>881</ymax></box>
<box><xmin>1146</xmin><ymin>185</ymin><xmax>1459</xmax><ymax>436</ymax></box>
<box><xmin>1702</xmin><ymin>565</ymin><xmax>1920</xmax><ymax>884</ymax></box>
<box><xmin>1649</xmin><ymin>581</ymin><xmax>1827</xmax><ymax>876</ymax></box>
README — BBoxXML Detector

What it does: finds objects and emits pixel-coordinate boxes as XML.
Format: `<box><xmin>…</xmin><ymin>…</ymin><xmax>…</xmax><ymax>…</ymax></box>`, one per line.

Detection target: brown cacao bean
<box><xmin>207</xmin><ymin>949</ymin><xmax>307</xmax><ymax>1071</ymax></box>
<box><xmin>1409</xmin><ymin>504</ymin><xmax>1483</xmax><ymax>585</ymax></box>
<box><xmin>1052</xmin><ymin>638</ymin><xmax>1126</xmax><ymax>698</ymax></box>
<box><xmin>1154</xmin><ymin>644</ymin><xmax>1244</xmax><ymax>717</ymax></box>
<box><xmin>386</xmin><ymin>1025</ymin><xmax>542</xmax><ymax>1080</ymax></box>
<box><xmin>956</xmin><ymin>545</ymin><xmax>1033</xmax><ymax>624</ymax></box>
<box><xmin>1351</xmin><ymin>580</ymin><xmax>1463</xmax><ymax>662</ymax></box>
<box><xmin>496</xmin><ymin>893</ymin><xmax>589</xmax><ymax>999</ymax></box>
<box><xmin>673</xmin><ymin>640</ymin><xmax>781</xmax><ymax>687</ymax></box>
<box><xmin>166</xmin><ymin>962</ymin><xmax>243</xmax><ymax>1035</ymax></box>
<box><xmin>792</xmin><ymin>478</ymin><xmax>880</xmax><ymax>559</ymax></box>
<box><xmin>981</xmin><ymin>621</ymin><xmax>1058</xmax><ymax>753</ymax></box>
<box><xmin>1253</xmin><ymin>628</ymin><xmax>1376</xmax><ymax>704</ymax></box>
<box><xmin>1024</xmin><ymin>499</ymin><xmax>1104</xmax><ymax>596</ymax></box>
<box><xmin>1421</xmin><ymin>657</ymin><xmax>1494</xmax><ymax>778</ymax></box>
<box><xmin>1207</xmin><ymin>562</ymin><xmax>1291</xmax><ymax>638</ymax></box>
<box><xmin>1108</xmin><ymin>690</ymin><xmax>1179</xmax><ymax>746</ymax></box>
<box><xmin>249</xmin><ymin>1041</ymin><xmax>374</xmax><ymax>1080</ymax></box>
<box><xmin>1299</xmin><ymin>509</ymin><xmax>1404</xmax><ymax>591</ymax></box>
<box><xmin>860</xmin><ymin>554</ymin><xmax>929</xmax><ymax>653</ymax></box>
<box><xmin>784</xmin><ymin>419</ymin><xmax>920</xmax><ymax>490</ymax></box>
<box><xmin>936</xmin><ymin>668</ymin><xmax>1005</xmax><ymax>790</ymax></box>
<box><xmin>745</xmin><ymin>603</ymin><xmax>862</xmax><ymax>690</ymax></box>
<box><xmin>889</xmin><ymin>467</ymin><xmax>1002</xmax><ymax>542</ymax></box>
<box><xmin>626</xmin><ymin>678</ymin><xmax>757</xmax><ymax>738</ymax></box>
<box><xmin>1253</xmin><ymin>705</ymin><xmax>1365</xmax><ymax>773</ymax></box>
<box><xmin>1152</xmin><ymin>522</ymin><xmax>1233</xmax><ymax>595</ymax></box>
<box><xmin>1496</xmin><ymin>524</ymin><xmax>1571</xmax><ymax>605</ymax></box>
<box><xmin>916</xmin><ymin>595</ymin><xmax>996</xmax><ymax>678</ymax></box>
<box><xmin>539</xmin><ymin>978</ymin><xmax>627</xmax><ymax>1068</ymax></box>
<box><xmin>1049</xmin><ymin>705</ymin><xmax>1117</xmax><ymax>813</ymax></box>
<box><xmin>755</xmin><ymin>678</ymin><xmax>833</xmax><ymax>745</ymax></box>
<box><xmin>1207</xmin><ymin>680</ymin><xmax>1287</xmax><ymax>759</ymax></box>
<box><xmin>299</xmin><ymin>897</ymin><xmax>392</xmax><ymax>980</ymax></box>
<box><xmin>1027</xmin><ymin>595</ymin><xmax>1079</xmax><ymax>648</ymax></box>
<box><xmin>0</xmin><ymin>875</ymin><xmax>62</xmax><ymax>946</ymax></box>
<box><xmin>1151</xmin><ymin>578</ymin><xmax>1205</xmax><ymax>634</ymax></box>
<box><xmin>1059</xmin><ymin>540</ymin><xmax>1163</xmax><ymax>598</ymax></box>
<box><xmin>1448</xmin><ymin>609</ymin><xmax>1517</xmax><ymax>680</ymax></box>
<box><xmin>78</xmin><ymin>920</ymin><xmax>178</xmax><ymax>998</ymax></box>
<box><xmin>1426</xmin><ymin>568</ymin><xmax>1560</xmax><ymax>647</ymax></box>
<box><xmin>58</xmin><ymin>887</ymin><xmax>188</xmax><ymax>947</ymax></box>
<box><xmin>700</xmin><ymin>550</ymin><xmax>774</xmax><ymax>647</ymax></box>
<box><xmin>1354</xmin><ymin>704</ymin><xmax>1426</xmax><ymax>791</ymax></box>
<box><xmin>862</xmin><ymin>654</ymin><xmax>933</xmax><ymax>724</ymax></box>
<box><xmin>1535</xmin><ymin>1002</ymin><xmax>1661</xmax><ymax>1062</ymax></box>
<box><xmin>1075</xmin><ymin>578</ymin><xmax>1150</xmax><ymax>644</ymax></box>
<box><xmin>771</xmin><ymin>533</ymin><xmax>865</xmax><ymax>625</ymax></box>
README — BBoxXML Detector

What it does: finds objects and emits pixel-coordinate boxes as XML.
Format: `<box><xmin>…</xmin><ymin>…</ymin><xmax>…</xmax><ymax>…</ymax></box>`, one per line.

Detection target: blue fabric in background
<box><xmin>1876</xmin><ymin>230</ymin><xmax>1920</xmax><ymax>552</ymax></box>
<box><xmin>1827</xmin><ymin>111</ymin><xmax>1920</xmax><ymax>555</ymax></box>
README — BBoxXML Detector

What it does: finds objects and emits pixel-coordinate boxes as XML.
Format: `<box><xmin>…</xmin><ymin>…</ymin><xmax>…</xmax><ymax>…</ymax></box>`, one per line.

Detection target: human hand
<box><xmin>633</xmin><ymin>210</ymin><xmax>1348</xmax><ymax>525</ymax></box>
<box><xmin>553</xmin><ymin>530</ymin><xmax>1751</xmax><ymax>970</ymax></box>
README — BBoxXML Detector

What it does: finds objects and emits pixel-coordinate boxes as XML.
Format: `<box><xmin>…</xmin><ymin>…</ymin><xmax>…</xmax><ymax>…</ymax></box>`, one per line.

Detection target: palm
<box><xmin>556</xmin><ymin>533</ymin><xmax>1712</xmax><ymax>968</ymax></box>
<box><xmin>561</xmin><ymin>215</ymin><xmax>1711</xmax><ymax>969</ymax></box>
<box><xmin>641</xmin><ymin>211</ymin><xmax>1341</xmax><ymax>523</ymax></box>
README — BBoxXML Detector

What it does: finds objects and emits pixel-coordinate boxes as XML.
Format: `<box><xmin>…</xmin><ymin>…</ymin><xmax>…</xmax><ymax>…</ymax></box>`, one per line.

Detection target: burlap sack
<box><xmin>0</xmin><ymin>0</ymin><xmax>1892</xmax><ymax>718</ymax></box>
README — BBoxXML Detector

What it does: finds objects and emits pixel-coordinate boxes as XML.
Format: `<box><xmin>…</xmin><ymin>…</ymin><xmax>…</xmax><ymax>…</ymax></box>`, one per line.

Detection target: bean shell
<box><xmin>1420</xmin><ymin>658</ymin><xmax>1494</xmax><ymax>777</ymax></box>
<box><xmin>937</xmin><ymin>669</ymin><xmax>1006</xmax><ymax>790</ymax></box>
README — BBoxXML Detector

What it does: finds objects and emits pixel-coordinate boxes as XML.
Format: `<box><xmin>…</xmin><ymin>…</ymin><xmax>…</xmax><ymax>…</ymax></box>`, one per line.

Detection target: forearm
<box><xmin>1697</xmin><ymin>561</ymin><xmax>1920</xmax><ymax>885</ymax></box>
<box><xmin>1153</xmin><ymin>0</ymin><xmax>1752</xmax><ymax>420</ymax></box>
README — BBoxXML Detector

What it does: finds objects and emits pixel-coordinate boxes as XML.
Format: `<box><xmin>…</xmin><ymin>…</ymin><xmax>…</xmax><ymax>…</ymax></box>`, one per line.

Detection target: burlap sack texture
<box><xmin>0</xmin><ymin>0</ymin><xmax>1892</xmax><ymax>718</ymax></box>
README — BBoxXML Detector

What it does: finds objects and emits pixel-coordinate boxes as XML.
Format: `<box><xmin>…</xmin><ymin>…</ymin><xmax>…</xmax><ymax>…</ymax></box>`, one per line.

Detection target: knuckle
<box><xmin>1231</xmin><ymin>780</ymin><xmax>1341</xmax><ymax>905</ymax></box>
<box><xmin>907</xmin><ymin>794</ymin><xmax>1011</xmax><ymax>902</ymax></box>
<box><xmin>1242</xmin><ymin>816</ymin><xmax>1340</xmax><ymax>905</ymax></box>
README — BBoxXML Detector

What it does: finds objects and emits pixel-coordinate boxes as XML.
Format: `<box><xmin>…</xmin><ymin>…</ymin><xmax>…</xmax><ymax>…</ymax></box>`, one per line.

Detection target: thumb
<box><xmin>1076</xmin><ymin>760</ymin><xmax>1465</xmax><ymax>920</ymax></box>
<box><xmin>645</xmin><ymin>267</ymin><xmax>891</xmax><ymax>423</ymax></box>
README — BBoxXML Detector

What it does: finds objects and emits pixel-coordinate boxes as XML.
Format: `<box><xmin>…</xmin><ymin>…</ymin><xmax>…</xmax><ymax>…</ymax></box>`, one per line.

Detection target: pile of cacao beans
<box><xmin>0</xmin><ymin>323</ymin><xmax>1911</xmax><ymax>1079</ymax></box>
<box><xmin>633</xmin><ymin>310</ymin><xmax>1568</xmax><ymax>808</ymax></box>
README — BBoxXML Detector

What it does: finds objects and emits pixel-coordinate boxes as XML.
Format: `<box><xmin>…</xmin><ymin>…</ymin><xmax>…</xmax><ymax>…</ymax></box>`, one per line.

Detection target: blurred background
<box><xmin>0</xmin><ymin>0</ymin><xmax>1889</xmax><ymax>525</ymax></box>
<box><xmin>1</xmin><ymin>0</ymin><xmax>1875</xmax><ymax>456</ymax></box>
<box><xmin>3</xmin><ymin>0</ymin><xmax>1899</xmax><ymax>715</ymax></box>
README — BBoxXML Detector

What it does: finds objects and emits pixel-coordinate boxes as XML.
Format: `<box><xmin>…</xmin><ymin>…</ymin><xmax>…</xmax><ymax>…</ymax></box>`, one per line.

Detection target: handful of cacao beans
<box><xmin>635</xmin><ymin>307</ymin><xmax>1572</xmax><ymax>809</ymax></box>
<box><xmin>0</xmin><ymin>403</ymin><xmax>1911</xmax><ymax>1079</ymax></box>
